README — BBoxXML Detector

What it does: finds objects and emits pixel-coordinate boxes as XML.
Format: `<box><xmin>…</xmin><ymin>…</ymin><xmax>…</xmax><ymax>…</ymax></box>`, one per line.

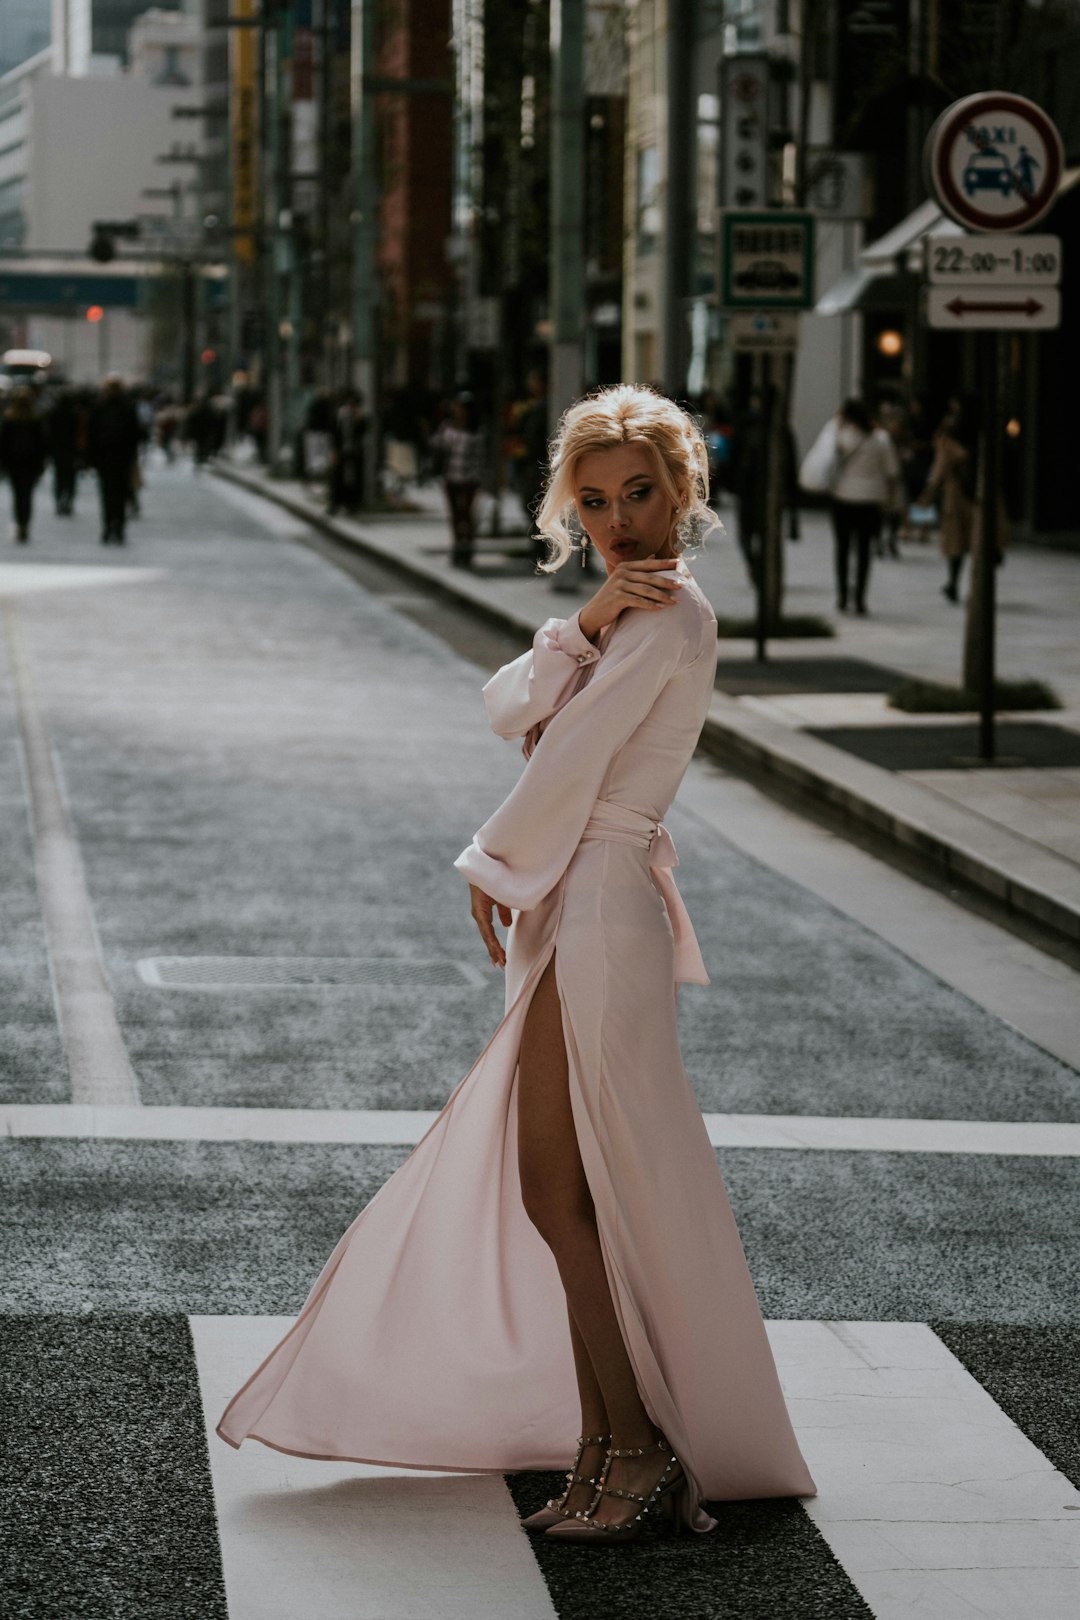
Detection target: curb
<box><xmin>213</xmin><ymin>460</ymin><xmax>1080</xmax><ymax>950</ymax></box>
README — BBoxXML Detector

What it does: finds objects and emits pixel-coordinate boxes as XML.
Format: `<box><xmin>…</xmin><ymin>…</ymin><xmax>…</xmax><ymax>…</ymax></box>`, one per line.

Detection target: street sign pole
<box><xmin>977</xmin><ymin>335</ymin><xmax>1001</xmax><ymax>761</ymax></box>
<box><xmin>924</xmin><ymin>91</ymin><xmax>1065</xmax><ymax>764</ymax></box>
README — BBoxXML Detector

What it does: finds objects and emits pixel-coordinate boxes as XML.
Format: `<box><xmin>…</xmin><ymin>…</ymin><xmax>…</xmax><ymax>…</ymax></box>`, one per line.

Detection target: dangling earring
<box><xmin>580</xmin><ymin>533</ymin><xmax>589</xmax><ymax>569</ymax></box>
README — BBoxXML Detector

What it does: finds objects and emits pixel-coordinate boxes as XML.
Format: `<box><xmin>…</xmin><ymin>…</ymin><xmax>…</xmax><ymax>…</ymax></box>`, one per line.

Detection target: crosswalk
<box><xmin>191</xmin><ymin>1316</ymin><xmax>1080</xmax><ymax>1620</ymax></box>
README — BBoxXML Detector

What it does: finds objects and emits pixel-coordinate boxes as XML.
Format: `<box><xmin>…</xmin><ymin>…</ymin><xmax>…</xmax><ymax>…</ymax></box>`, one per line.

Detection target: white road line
<box><xmin>0</xmin><ymin>600</ymin><xmax>138</xmax><ymax>1106</ymax></box>
<box><xmin>5</xmin><ymin>1103</ymin><xmax>1080</xmax><ymax>1155</ymax></box>
<box><xmin>771</xmin><ymin>1321</ymin><xmax>1080</xmax><ymax>1620</ymax></box>
<box><xmin>189</xmin><ymin>1316</ymin><xmax>558</xmax><ymax>1620</ymax></box>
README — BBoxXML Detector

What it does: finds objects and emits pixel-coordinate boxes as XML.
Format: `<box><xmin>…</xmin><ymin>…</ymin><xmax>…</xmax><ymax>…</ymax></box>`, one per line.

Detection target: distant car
<box><xmin>962</xmin><ymin>151</ymin><xmax>1014</xmax><ymax>198</ymax></box>
<box><xmin>733</xmin><ymin>260</ymin><xmax>802</xmax><ymax>292</ymax></box>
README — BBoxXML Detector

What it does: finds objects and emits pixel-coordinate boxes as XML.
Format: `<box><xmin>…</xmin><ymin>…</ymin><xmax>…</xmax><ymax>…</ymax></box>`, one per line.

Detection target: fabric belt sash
<box><xmin>579</xmin><ymin>802</ymin><xmax>708</xmax><ymax>986</ymax></box>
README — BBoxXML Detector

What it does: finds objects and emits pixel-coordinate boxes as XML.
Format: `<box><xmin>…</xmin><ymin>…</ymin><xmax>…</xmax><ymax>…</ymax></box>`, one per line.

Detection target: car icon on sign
<box><xmin>733</xmin><ymin>259</ymin><xmax>802</xmax><ymax>291</ymax></box>
<box><xmin>962</xmin><ymin>150</ymin><xmax>1014</xmax><ymax>198</ymax></box>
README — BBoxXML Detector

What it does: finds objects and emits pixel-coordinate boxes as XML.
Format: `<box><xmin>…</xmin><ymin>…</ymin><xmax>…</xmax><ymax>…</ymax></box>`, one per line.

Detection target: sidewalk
<box><xmin>214</xmin><ymin>458</ymin><xmax>1080</xmax><ymax>947</ymax></box>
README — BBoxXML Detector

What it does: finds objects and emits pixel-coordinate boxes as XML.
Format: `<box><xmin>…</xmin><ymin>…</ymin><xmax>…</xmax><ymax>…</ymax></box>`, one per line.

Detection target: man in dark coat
<box><xmin>87</xmin><ymin>376</ymin><xmax>141</xmax><ymax>544</ymax></box>
<box><xmin>44</xmin><ymin>387</ymin><xmax>83</xmax><ymax>515</ymax></box>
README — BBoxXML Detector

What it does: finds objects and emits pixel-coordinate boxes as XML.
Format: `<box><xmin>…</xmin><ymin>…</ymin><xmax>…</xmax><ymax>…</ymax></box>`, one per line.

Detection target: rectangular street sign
<box><xmin>927</xmin><ymin>234</ymin><xmax>1062</xmax><ymax>285</ymax></box>
<box><xmin>729</xmin><ymin>312</ymin><xmax>800</xmax><ymax>351</ymax></box>
<box><xmin>718</xmin><ymin>210</ymin><xmax>815</xmax><ymax>311</ymax></box>
<box><xmin>926</xmin><ymin>284</ymin><xmax>1061</xmax><ymax>330</ymax></box>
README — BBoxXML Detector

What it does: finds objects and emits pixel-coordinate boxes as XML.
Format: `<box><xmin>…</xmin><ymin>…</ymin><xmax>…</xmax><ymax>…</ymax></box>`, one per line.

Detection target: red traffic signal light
<box><xmin>86</xmin><ymin>305</ymin><xmax>105</xmax><ymax>323</ymax></box>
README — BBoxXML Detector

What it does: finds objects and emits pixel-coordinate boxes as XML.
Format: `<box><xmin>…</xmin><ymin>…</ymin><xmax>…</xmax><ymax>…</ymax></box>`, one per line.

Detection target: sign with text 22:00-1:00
<box><xmin>718</xmin><ymin>211</ymin><xmax>815</xmax><ymax>311</ymax></box>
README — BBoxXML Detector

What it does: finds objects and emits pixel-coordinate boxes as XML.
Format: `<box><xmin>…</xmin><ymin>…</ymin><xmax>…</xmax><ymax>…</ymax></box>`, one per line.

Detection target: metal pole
<box><xmin>264</xmin><ymin>14</ymin><xmax>285</xmax><ymax>470</ymax></box>
<box><xmin>662</xmin><ymin>0</ymin><xmax>692</xmax><ymax>396</ymax></box>
<box><xmin>978</xmin><ymin>334</ymin><xmax>1001</xmax><ymax>762</ymax></box>
<box><xmin>549</xmin><ymin>0</ymin><xmax>585</xmax><ymax>426</ymax></box>
<box><xmin>753</xmin><ymin>351</ymin><xmax>769</xmax><ymax>662</ymax></box>
<box><xmin>351</xmin><ymin>0</ymin><xmax>378</xmax><ymax>504</ymax></box>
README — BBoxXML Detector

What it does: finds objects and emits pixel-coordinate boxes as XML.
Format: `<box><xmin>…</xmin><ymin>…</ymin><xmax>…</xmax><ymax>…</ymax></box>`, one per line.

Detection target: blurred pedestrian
<box><xmin>87</xmin><ymin>376</ymin><xmax>141</xmax><ymax>545</ymax></box>
<box><xmin>920</xmin><ymin>396</ymin><xmax>1007</xmax><ymax>603</ymax></box>
<box><xmin>44</xmin><ymin>387</ymin><xmax>82</xmax><ymax>515</ymax></box>
<box><xmin>186</xmin><ymin>395</ymin><xmax>218</xmax><ymax>468</ymax></box>
<box><xmin>873</xmin><ymin>399</ymin><xmax>906</xmax><ymax>558</ymax></box>
<box><xmin>0</xmin><ymin>387</ymin><xmax>47</xmax><ymax>542</ymax></box>
<box><xmin>327</xmin><ymin>390</ymin><xmax>368</xmax><ymax>515</ymax></box>
<box><xmin>829</xmin><ymin>397</ymin><xmax>901</xmax><ymax>615</ymax></box>
<box><xmin>515</xmin><ymin>369</ymin><xmax>549</xmax><ymax>564</ymax></box>
<box><xmin>433</xmin><ymin>393</ymin><xmax>485</xmax><ymax>568</ymax></box>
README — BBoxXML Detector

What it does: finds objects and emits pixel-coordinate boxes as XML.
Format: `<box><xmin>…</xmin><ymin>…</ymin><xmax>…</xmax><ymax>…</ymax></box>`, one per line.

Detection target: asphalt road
<box><xmin>2</xmin><ymin>462</ymin><xmax>1078</xmax><ymax>1620</ymax></box>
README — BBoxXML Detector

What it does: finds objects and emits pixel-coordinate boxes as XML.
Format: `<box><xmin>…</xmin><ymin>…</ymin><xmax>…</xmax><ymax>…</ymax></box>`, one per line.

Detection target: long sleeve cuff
<box><xmin>545</xmin><ymin>611</ymin><xmax>599</xmax><ymax>666</ymax></box>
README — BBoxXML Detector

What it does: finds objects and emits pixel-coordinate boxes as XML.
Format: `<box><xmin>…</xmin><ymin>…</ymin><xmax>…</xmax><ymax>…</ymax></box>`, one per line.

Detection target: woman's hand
<box><xmin>469</xmin><ymin>884</ymin><xmax>512</xmax><ymax>969</ymax></box>
<box><xmin>577</xmin><ymin>558</ymin><xmax>682</xmax><ymax>643</ymax></box>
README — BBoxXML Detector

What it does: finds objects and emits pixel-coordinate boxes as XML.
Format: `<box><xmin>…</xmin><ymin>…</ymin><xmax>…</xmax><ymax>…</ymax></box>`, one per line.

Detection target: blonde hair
<box><xmin>535</xmin><ymin>384</ymin><xmax>713</xmax><ymax>572</ymax></box>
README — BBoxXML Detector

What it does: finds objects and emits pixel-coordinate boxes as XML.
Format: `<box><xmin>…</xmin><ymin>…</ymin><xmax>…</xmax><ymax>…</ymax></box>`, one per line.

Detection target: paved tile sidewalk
<box><xmin>214</xmin><ymin>459</ymin><xmax>1080</xmax><ymax>943</ymax></box>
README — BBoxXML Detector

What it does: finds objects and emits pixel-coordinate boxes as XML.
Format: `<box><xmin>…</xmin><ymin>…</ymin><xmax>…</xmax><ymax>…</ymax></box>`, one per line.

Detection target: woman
<box><xmin>829</xmin><ymin>397</ymin><xmax>901</xmax><ymax>614</ymax></box>
<box><xmin>217</xmin><ymin>385</ymin><xmax>815</xmax><ymax>1541</ymax></box>
<box><xmin>920</xmin><ymin>396</ymin><xmax>1006</xmax><ymax>603</ymax></box>
<box><xmin>0</xmin><ymin>387</ymin><xmax>48</xmax><ymax>543</ymax></box>
<box><xmin>434</xmin><ymin>392</ymin><xmax>485</xmax><ymax>567</ymax></box>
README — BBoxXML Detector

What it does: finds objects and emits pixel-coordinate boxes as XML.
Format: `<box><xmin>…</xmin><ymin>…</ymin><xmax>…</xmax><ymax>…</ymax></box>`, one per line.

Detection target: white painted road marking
<box><xmin>190</xmin><ymin>1316</ymin><xmax>558</xmax><ymax>1620</ymax></box>
<box><xmin>191</xmin><ymin>1317</ymin><xmax>1080</xmax><ymax>1620</ymax></box>
<box><xmin>0</xmin><ymin>600</ymin><xmax>138</xmax><ymax>1106</ymax></box>
<box><xmin>6</xmin><ymin>1103</ymin><xmax>1080</xmax><ymax>1155</ymax></box>
<box><xmin>773</xmin><ymin>1320</ymin><xmax>1080</xmax><ymax>1620</ymax></box>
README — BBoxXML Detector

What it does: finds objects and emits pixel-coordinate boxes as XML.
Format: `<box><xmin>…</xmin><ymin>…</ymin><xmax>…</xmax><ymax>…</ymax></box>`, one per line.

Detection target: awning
<box><xmin>816</xmin><ymin>169</ymin><xmax>1080</xmax><ymax>316</ymax></box>
<box><xmin>815</xmin><ymin>267</ymin><xmax>908</xmax><ymax>316</ymax></box>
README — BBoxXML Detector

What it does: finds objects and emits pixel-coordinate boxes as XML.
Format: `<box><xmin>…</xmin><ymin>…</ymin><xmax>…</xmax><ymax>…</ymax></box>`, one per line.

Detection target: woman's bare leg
<box><xmin>518</xmin><ymin>957</ymin><xmax>659</xmax><ymax>1443</ymax></box>
<box><xmin>518</xmin><ymin>955</ymin><xmax>685</xmax><ymax>1527</ymax></box>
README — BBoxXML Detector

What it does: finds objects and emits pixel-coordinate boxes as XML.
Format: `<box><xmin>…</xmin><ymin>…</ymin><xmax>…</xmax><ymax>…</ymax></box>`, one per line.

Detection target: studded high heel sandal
<box><xmin>544</xmin><ymin>1436</ymin><xmax>690</xmax><ymax>1543</ymax></box>
<box><xmin>521</xmin><ymin>1433</ymin><xmax>611</xmax><ymax>1531</ymax></box>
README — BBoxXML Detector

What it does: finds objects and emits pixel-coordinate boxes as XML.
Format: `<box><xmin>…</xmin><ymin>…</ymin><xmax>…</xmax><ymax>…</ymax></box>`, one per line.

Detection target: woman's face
<box><xmin>573</xmin><ymin>445</ymin><xmax>678</xmax><ymax>573</ymax></box>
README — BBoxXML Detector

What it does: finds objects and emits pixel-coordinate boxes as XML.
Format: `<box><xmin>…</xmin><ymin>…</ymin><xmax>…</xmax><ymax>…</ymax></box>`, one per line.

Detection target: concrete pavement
<box><xmin>2</xmin><ymin>460</ymin><xmax>1079</xmax><ymax>1620</ymax></box>
<box><xmin>215</xmin><ymin>456</ymin><xmax>1080</xmax><ymax>948</ymax></box>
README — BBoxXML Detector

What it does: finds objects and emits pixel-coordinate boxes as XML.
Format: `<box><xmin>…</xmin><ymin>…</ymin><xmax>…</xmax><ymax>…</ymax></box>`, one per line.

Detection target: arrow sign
<box><xmin>945</xmin><ymin>296</ymin><xmax>1044</xmax><ymax>316</ymax></box>
<box><xmin>927</xmin><ymin>284</ymin><xmax>1060</xmax><ymax>330</ymax></box>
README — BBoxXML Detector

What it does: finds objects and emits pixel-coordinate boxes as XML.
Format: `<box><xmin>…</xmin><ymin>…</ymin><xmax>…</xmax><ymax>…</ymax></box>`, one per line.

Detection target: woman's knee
<box><xmin>520</xmin><ymin>1177</ymin><xmax>596</xmax><ymax>1251</ymax></box>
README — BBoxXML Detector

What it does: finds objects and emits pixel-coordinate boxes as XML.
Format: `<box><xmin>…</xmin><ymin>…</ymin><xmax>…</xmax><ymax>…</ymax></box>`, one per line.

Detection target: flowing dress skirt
<box><xmin>217</xmin><ymin>805</ymin><xmax>816</xmax><ymax>1534</ymax></box>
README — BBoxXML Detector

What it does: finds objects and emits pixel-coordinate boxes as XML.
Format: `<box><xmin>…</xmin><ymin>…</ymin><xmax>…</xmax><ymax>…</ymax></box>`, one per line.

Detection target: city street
<box><xmin>2</xmin><ymin>462</ymin><xmax>1079</xmax><ymax>1620</ymax></box>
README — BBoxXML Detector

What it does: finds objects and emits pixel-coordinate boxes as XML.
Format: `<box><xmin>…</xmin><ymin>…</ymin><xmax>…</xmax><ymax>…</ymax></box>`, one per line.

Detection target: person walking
<box><xmin>217</xmin><ymin>384</ymin><xmax>816</xmax><ymax>1538</ymax></box>
<box><xmin>327</xmin><ymin>390</ymin><xmax>368</xmax><ymax>515</ymax></box>
<box><xmin>87</xmin><ymin>376</ymin><xmax>141</xmax><ymax>545</ymax></box>
<box><xmin>515</xmin><ymin>369</ymin><xmax>549</xmax><ymax>565</ymax></box>
<box><xmin>433</xmin><ymin>392</ymin><xmax>485</xmax><ymax>567</ymax></box>
<box><xmin>44</xmin><ymin>387</ymin><xmax>82</xmax><ymax>516</ymax></box>
<box><xmin>0</xmin><ymin>387</ymin><xmax>48</xmax><ymax>543</ymax></box>
<box><xmin>829</xmin><ymin>397</ymin><xmax>901</xmax><ymax>614</ymax></box>
<box><xmin>918</xmin><ymin>396</ymin><xmax>1008</xmax><ymax>604</ymax></box>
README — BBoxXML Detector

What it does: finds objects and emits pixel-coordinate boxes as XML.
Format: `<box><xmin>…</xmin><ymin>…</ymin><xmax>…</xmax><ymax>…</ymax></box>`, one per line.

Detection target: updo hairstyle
<box><xmin>535</xmin><ymin>384</ymin><xmax>713</xmax><ymax>572</ymax></box>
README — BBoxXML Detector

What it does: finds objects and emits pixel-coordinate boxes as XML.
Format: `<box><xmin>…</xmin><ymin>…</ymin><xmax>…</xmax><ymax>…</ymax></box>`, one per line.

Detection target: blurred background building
<box><xmin>0</xmin><ymin>0</ymin><xmax>1077</xmax><ymax>544</ymax></box>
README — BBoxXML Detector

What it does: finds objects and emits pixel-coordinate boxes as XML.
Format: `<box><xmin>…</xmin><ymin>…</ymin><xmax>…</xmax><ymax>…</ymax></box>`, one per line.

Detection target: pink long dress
<box><xmin>217</xmin><ymin>560</ymin><xmax>816</xmax><ymax>1532</ymax></box>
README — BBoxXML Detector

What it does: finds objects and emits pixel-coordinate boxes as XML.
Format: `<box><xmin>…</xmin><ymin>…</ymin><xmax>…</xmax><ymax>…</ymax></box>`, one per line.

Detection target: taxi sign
<box><xmin>925</xmin><ymin>93</ymin><xmax>1064</xmax><ymax>233</ymax></box>
<box><xmin>718</xmin><ymin>210</ymin><xmax>815</xmax><ymax>310</ymax></box>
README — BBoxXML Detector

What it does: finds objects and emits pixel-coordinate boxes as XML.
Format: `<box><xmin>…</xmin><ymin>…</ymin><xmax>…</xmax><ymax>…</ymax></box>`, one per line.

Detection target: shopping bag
<box><xmin>798</xmin><ymin>417</ymin><xmax>838</xmax><ymax>494</ymax></box>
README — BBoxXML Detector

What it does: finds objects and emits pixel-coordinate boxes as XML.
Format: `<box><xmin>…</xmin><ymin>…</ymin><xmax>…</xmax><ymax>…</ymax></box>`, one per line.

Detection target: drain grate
<box><xmin>137</xmin><ymin>956</ymin><xmax>489</xmax><ymax>990</ymax></box>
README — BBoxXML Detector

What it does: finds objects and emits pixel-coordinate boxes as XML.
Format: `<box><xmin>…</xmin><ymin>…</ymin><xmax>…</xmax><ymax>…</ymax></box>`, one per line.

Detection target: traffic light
<box><xmin>87</xmin><ymin>220</ymin><xmax>141</xmax><ymax>262</ymax></box>
<box><xmin>89</xmin><ymin>229</ymin><xmax>115</xmax><ymax>263</ymax></box>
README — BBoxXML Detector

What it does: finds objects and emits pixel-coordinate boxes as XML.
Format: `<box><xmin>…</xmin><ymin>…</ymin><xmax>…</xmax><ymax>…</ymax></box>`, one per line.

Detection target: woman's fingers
<box><xmin>469</xmin><ymin>887</ymin><xmax>506</xmax><ymax>969</ymax></box>
<box><xmin>496</xmin><ymin>902</ymin><xmax>513</xmax><ymax>927</ymax></box>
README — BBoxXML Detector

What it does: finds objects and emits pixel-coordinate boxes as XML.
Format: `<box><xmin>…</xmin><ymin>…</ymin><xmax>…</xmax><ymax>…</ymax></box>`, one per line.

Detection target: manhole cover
<box><xmin>137</xmin><ymin>957</ymin><xmax>489</xmax><ymax>989</ymax></box>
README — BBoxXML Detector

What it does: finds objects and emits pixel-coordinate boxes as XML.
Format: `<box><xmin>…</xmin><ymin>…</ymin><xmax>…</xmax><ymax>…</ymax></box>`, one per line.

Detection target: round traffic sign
<box><xmin>925</xmin><ymin>92</ymin><xmax>1063</xmax><ymax>233</ymax></box>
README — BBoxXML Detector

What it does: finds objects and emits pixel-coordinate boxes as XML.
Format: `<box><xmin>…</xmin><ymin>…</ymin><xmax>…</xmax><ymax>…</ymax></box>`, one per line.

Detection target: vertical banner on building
<box><xmin>720</xmin><ymin>55</ymin><xmax>770</xmax><ymax>209</ymax></box>
<box><xmin>230</xmin><ymin>0</ymin><xmax>259</xmax><ymax>266</ymax></box>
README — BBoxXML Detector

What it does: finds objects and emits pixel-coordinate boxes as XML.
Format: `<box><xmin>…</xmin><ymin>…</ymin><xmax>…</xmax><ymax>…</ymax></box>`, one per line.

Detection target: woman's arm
<box><xmin>456</xmin><ymin>603</ymin><xmax>693</xmax><ymax>913</ymax></box>
<box><xmin>481</xmin><ymin>612</ymin><xmax>601</xmax><ymax>740</ymax></box>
